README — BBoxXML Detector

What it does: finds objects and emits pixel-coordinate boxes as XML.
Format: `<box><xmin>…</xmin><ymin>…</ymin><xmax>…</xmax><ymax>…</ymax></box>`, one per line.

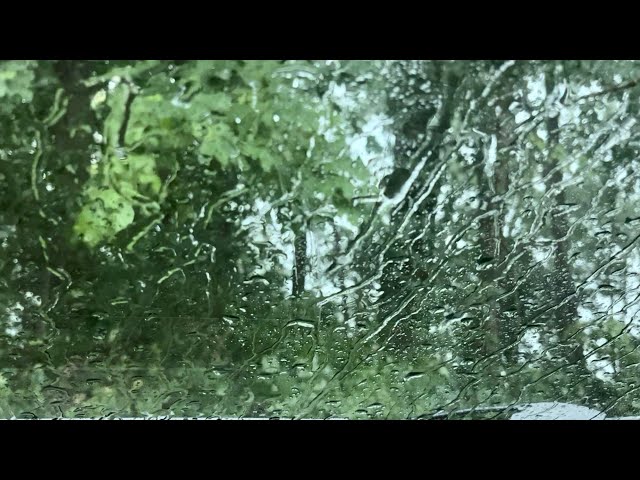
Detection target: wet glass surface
<box><xmin>1</xmin><ymin>60</ymin><xmax>640</xmax><ymax>419</ymax></box>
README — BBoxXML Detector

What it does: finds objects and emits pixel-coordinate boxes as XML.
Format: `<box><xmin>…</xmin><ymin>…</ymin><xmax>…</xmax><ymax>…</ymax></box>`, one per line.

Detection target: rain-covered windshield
<box><xmin>1</xmin><ymin>60</ymin><xmax>639</xmax><ymax>419</ymax></box>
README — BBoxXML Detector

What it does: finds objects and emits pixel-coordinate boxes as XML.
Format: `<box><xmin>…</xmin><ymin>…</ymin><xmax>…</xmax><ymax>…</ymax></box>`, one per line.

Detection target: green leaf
<box><xmin>199</xmin><ymin>122</ymin><xmax>238</xmax><ymax>167</ymax></box>
<box><xmin>73</xmin><ymin>187</ymin><xmax>135</xmax><ymax>247</ymax></box>
<box><xmin>110</xmin><ymin>154</ymin><xmax>163</xmax><ymax>199</ymax></box>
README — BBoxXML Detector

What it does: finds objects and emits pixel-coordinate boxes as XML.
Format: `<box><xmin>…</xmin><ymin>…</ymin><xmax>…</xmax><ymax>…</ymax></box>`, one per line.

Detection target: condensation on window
<box><xmin>1</xmin><ymin>60</ymin><xmax>640</xmax><ymax>419</ymax></box>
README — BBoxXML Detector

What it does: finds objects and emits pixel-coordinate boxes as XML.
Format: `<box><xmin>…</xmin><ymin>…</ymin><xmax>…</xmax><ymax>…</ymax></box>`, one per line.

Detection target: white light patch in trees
<box><xmin>347</xmin><ymin>113</ymin><xmax>395</xmax><ymax>195</ymax></box>
<box><xmin>319</xmin><ymin>115</ymin><xmax>337</xmax><ymax>143</ymax></box>
<box><xmin>453</xmin><ymin>187</ymin><xmax>479</xmax><ymax>212</ymax></box>
<box><xmin>305</xmin><ymin>225</ymin><xmax>340</xmax><ymax>298</ymax></box>
<box><xmin>575</xmin><ymin>81</ymin><xmax>603</xmax><ymax>98</ymax></box>
<box><xmin>503</xmin><ymin>205</ymin><xmax>524</xmax><ymax>238</ymax></box>
<box><xmin>349</xmin><ymin>136</ymin><xmax>368</xmax><ymax>161</ymax></box>
<box><xmin>24</xmin><ymin>291</ymin><xmax>41</xmax><ymax>307</ymax></box>
<box><xmin>519</xmin><ymin>328</ymin><xmax>543</xmax><ymax>355</ymax></box>
<box><xmin>526</xmin><ymin>73</ymin><xmax>547</xmax><ymax>108</ymax></box>
<box><xmin>334</xmin><ymin>213</ymin><xmax>359</xmax><ymax>237</ymax></box>
<box><xmin>3</xmin><ymin>302</ymin><xmax>24</xmax><ymax>337</ymax></box>
<box><xmin>587</xmin><ymin>352</ymin><xmax>616</xmax><ymax>383</ymax></box>
<box><xmin>559</xmin><ymin>102</ymin><xmax>582</xmax><ymax>128</ymax></box>
<box><xmin>536</xmin><ymin>125</ymin><xmax>548</xmax><ymax>143</ymax></box>
<box><xmin>593</xmin><ymin>292</ymin><xmax>614</xmax><ymax>312</ymax></box>
<box><xmin>458</xmin><ymin>143</ymin><xmax>476</xmax><ymax>165</ymax></box>
<box><xmin>614</xmin><ymin>164</ymin><xmax>630</xmax><ymax>184</ymax></box>
<box><xmin>366</xmin><ymin>284</ymin><xmax>384</xmax><ymax>304</ymax></box>
<box><xmin>239</xmin><ymin>198</ymin><xmax>297</xmax><ymax>295</ymax></box>
<box><xmin>593</xmin><ymin>103</ymin><xmax>609</xmax><ymax>122</ymax></box>
<box><xmin>483</xmin><ymin>134</ymin><xmax>497</xmax><ymax>195</ymax></box>
<box><xmin>170</xmin><ymin>96</ymin><xmax>189</xmax><ymax>109</ymax></box>
<box><xmin>362</xmin><ymin>113</ymin><xmax>391</xmax><ymax>140</ymax></box>
<box><xmin>532</xmin><ymin>176</ymin><xmax>546</xmax><ymax>194</ymax></box>
<box><xmin>531</xmin><ymin>246</ymin><xmax>552</xmax><ymax>263</ymax></box>
<box><xmin>572</xmin><ymin>256</ymin><xmax>592</xmax><ymax>276</ymax></box>
<box><xmin>306</xmin><ymin>136</ymin><xmax>315</xmax><ymax>159</ymax></box>
<box><xmin>327</xmin><ymin>82</ymin><xmax>357</xmax><ymax>110</ymax></box>
<box><xmin>515</xmin><ymin>111</ymin><xmax>531</xmax><ymax>125</ymax></box>
<box><xmin>444</xmin><ymin>235</ymin><xmax>453</xmax><ymax>245</ymax></box>
<box><xmin>107</xmin><ymin>76</ymin><xmax>121</xmax><ymax>92</ymax></box>
<box><xmin>611</xmin><ymin>299</ymin><xmax>626</xmax><ymax>316</ymax></box>
<box><xmin>455</xmin><ymin>239</ymin><xmax>468</xmax><ymax>250</ymax></box>
<box><xmin>577</xmin><ymin>305</ymin><xmax>596</xmax><ymax>324</ymax></box>
<box><xmin>602</xmin><ymin>117</ymin><xmax>636</xmax><ymax>151</ymax></box>
<box><xmin>568</xmin><ymin>159</ymin><xmax>581</xmax><ymax>174</ymax></box>
<box><xmin>434</xmin><ymin>184</ymin><xmax>452</xmax><ymax>222</ymax></box>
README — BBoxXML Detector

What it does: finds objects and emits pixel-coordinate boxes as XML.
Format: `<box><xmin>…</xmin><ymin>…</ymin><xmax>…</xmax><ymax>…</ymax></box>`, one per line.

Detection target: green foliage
<box><xmin>0</xmin><ymin>61</ymin><xmax>35</xmax><ymax>104</ymax></box>
<box><xmin>71</xmin><ymin>60</ymin><xmax>378</xmax><ymax>249</ymax></box>
<box><xmin>73</xmin><ymin>186</ymin><xmax>135</xmax><ymax>247</ymax></box>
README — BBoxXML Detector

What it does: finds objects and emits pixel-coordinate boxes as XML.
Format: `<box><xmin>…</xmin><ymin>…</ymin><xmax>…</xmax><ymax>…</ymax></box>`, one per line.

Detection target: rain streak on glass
<box><xmin>1</xmin><ymin>60</ymin><xmax>640</xmax><ymax>419</ymax></box>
